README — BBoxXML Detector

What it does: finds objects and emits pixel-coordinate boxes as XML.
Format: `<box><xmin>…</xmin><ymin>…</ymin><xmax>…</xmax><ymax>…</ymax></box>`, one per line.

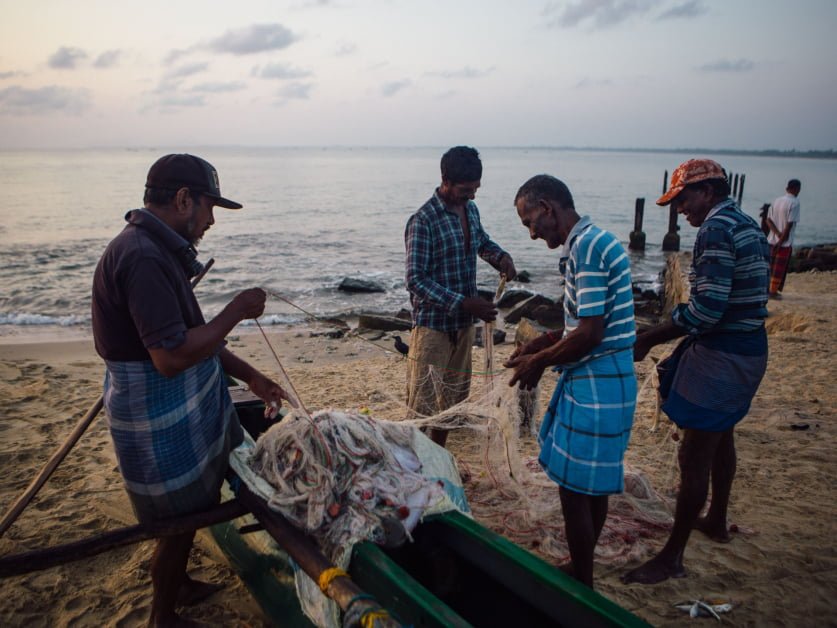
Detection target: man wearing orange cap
<box><xmin>621</xmin><ymin>159</ymin><xmax>769</xmax><ymax>585</ymax></box>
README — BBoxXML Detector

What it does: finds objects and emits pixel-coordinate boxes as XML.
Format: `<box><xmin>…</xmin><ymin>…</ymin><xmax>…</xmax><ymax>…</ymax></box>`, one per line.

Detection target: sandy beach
<box><xmin>1</xmin><ymin>270</ymin><xmax>835</xmax><ymax>627</ymax></box>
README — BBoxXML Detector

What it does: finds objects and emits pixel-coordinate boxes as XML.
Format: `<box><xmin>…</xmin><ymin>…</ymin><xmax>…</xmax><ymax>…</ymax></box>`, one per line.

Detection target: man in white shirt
<box><xmin>766</xmin><ymin>179</ymin><xmax>801</xmax><ymax>299</ymax></box>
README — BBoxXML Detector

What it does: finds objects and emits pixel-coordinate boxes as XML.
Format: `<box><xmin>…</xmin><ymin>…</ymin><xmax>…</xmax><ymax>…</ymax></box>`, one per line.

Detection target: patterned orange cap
<box><xmin>657</xmin><ymin>159</ymin><xmax>726</xmax><ymax>206</ymax></box>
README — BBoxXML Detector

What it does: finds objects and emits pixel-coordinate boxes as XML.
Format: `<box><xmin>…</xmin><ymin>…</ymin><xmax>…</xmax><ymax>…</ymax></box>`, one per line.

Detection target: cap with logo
<box><xmin>657</xmin><ymin>159</ymin><xmax>727</xmax><ymax>206</ymax></box>
<box><xmin>146</xmin><ymin>153</ymin><xmax>242</xmax><ymax>209</ymax></box>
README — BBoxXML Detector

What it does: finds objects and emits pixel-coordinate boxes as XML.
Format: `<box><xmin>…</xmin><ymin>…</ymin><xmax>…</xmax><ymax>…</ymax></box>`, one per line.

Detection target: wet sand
<box><xmin>1</xmin><ymin>271</ymin><xmax>835</xmax><ymax>627</ymax></box>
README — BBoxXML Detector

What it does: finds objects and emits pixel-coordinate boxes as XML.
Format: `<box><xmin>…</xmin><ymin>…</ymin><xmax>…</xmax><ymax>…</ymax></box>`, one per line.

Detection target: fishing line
<box><xmin>254</xmin><ymin>318</ymin><xmax>312</xmax><ymax>421</ymax></box>
<box><xmin>261</xmin><ymin>287</ymin><xmax>510</xmax><ymax>377</ymax></box>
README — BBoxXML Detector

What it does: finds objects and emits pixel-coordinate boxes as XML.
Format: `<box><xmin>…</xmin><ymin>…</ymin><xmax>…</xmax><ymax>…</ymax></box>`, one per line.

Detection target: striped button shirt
<box><xmin>673</xmin><ymin>199</ymin><xmax>769</xmax><ymax>334</ymax></box>
<box><xmin>405</xmin><ymin>190</ymin><xmax>508</xmax><ymax>332</ymax></box>
<box><xmin>561</xmin><ymin>216</ymin><xmax>636</xmax><ymax>358</ymax></box>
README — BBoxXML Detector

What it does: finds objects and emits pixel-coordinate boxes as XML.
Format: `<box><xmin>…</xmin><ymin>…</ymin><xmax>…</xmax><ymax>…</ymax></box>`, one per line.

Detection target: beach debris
<box><xmin>357</xmin><ymin>313</ymin><xmax>411</xmax><ymax>332</ymax></box>
<box><xmin>674</xmin><ymin>599</ymin><xmax>733</xmax><ymax>620</ymax></box>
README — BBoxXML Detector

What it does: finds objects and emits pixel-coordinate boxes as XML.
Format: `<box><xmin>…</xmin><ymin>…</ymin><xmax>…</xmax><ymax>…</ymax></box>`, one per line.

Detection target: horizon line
<box><xmin>1</xmin><ymin>144</ymin><xmax>835</xmax><ymax>158</ymax></box>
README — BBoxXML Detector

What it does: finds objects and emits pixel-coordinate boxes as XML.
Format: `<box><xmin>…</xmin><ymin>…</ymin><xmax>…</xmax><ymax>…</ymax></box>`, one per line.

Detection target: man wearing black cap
<box><xmin>621</xmin><ymin>159</ymin><xmax>769</xmax><ymax>586</ymax></box>
<box><xmin>92</xmin><ymin>154</ymin><xmax>291</xmax><ymax>626</ymax></box>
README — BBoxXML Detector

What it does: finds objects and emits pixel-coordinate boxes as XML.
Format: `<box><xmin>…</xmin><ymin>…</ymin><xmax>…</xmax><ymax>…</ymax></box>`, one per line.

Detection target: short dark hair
<box><xmin>514</xmin><ymin>174</ymin><xmax>575</xmax><ymax>210</ymax></box>
<box><xmin>143</xmin><ymin>186</ymin><xmax>203</xmax><ymax>206</ymax></box>
<box><xmin>440</xmin><ymin>146</ymin><xmax>482</xmax><ymax>184</ymax></box>
<box><xmin>684</xmin><ymin>177</ymin><xmax>730</xmax><ymax>199</ymax></box>
<box><xmin>787</xmin><ymin>179</ymin><xmax>801</xmax><ymax>191</ymax></box>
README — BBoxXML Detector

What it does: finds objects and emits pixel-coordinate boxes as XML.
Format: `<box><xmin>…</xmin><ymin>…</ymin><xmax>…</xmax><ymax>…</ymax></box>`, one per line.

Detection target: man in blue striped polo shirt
<box><xmin>505</xmin><ymin>174</ymin><xmax>636</xmax><ymax>588</ymax></box>
<box><xmin>405</xmin><ymin>146</ymin><xmax>516</xmax><ymax>447</ymax></box>
<box><xmin>622</xmin><ymin>159</ymin><xmax>769</xmax><ymax>585</ymax></box>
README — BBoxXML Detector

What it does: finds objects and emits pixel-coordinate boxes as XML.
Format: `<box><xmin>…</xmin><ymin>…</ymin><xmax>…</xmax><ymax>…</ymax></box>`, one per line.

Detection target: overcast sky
<box><xmin>1</xmin><ymin>0</ymin><xmax>835</xmax><ymax>150</ymax></box>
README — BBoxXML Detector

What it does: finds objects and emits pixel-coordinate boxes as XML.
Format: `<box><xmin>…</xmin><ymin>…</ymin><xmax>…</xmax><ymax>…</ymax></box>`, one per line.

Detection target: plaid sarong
<box><xmin>538</xmin><ymin>349</ymin><xmax>636</xmax><ymax>496</ymax></box>
<box><xmin>769</xmin><ymin>244</ymin><xmax>792</xmax><ymax>294</ymax></box>
<box><xmin>103</xmin><ymin>356</ymin><xmax>242</xmax><ymax>522</ymax></box>
<box><xmin>658</xmin><ymin>328</ymin><xmax>767</xmax><ymax>432</ymax></box>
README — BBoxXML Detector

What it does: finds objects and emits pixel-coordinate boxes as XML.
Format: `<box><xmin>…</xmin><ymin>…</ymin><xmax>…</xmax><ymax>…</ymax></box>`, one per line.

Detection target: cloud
<box><xmin>381</xmin><ymin>79</ymin><xmax>411</xmax><ymax>97</ymax></box>
<box><xmin>426</xmin><ymin>66</ymin><xmax>495</xmax><ymax>79</ymax></box>
<box><xmin>0</xmin><ymin>70</ymin><xmax>23</xmax><ymax>80</ymax></box>
<box><xmin>575</xmin><ymin>77</ymin><xmax>614</xmax><ymax>87</ymax></box>
<box><xmin>657</xmin><ymin>0</ymin><xmax>708</xmax><ymax>19</ymax></box>
<box><xmin>697</xmin><ymin>58</ymin><xmax>755</xmax><ymax>73</ymax></box>
<box><xmin>93</xmin><ymin>50</ymin><xmax>121</xmax><ymax>68</ymax></box>
<box><xmin>277</xmin><ymin>82</ymin><xmax>313</xmax><ymax>99</ymax></box>
<box><xmin>545</xmin><ymin>0</ymin><xmax>658</xmax><ymax>29</ymax></box>
<box><xmin>335</xmin><ymin>42</ymin><xmax>357</xmax><ymax>56</ymax></box>
<box><xmin>0</xmin><ymin>85</ymin><xmax>91</xmax><ymax>115</ymax></box>
<box><xmin>164</xmin><ymin>48</ymin><xmax>194</xmax><ymax>65</ymax></box>
<box><xmin>209</xmin><ymin>23</ymin><xmax>298</xmax><ymax>55</ymax></box>
<box><xmin>157</xmin><ymin>95</ymin><xmax>206</xmax><ymax>109</ymax></box>
<box><xmin>48</xmin><ymin>46</ymin><xmax>88</xmax><ymax>69</ymax></box>
<box><xmin>166</xmin><ymin>62</ymin><xmax>209</xmax><ymax>79</ymax></box>
<box><xmin>254</xmin><ymin>63</ymin><xmax>312</xmax><ymax>79</ymax></box>
<box><xmin>189</xmin><ymin>81</ymin><xmax>247</xmax><ymax>93</ymax></box>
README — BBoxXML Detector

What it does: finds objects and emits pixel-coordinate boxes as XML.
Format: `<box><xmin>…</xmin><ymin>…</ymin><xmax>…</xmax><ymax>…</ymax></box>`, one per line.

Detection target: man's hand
<box><xmin>505</xmin><ymin>332</ymin><xmax>557</xmax><ymax>364</ymax></box>
<box><xmin>633</xmin><ymin>335</ymin><xmax>652</xmax><ymax>362</ymax></box>
<box><xmin>229</xmin><ymin>288</ymin><xmax>267</xmax><ymax>321</ymax></box>
<box><xmin>499</xmin><ymin>255</ymin><xmax>517</xmax><ymax>282</ymax></box>
<box><xmin>505</xmin><ymin>353</ymin><xmax>546</xmax><ymax>390</ymax></box>
<box><xmin>461</xmin><ymin>296</ymin><xmax>497</xmax><ymax>322</ymax></box>
<box><xmin>248</xmin><ymin>371</ymin><xmax>297</xmax><ymax>419</ymax></box>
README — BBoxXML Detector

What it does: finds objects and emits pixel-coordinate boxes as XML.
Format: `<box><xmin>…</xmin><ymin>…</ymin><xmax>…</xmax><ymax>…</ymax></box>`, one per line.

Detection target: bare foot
<box><xmin>621</xmin><ymin>556</ymin><xmax>686</xmax><ymax>585</ymax></box>
<box><xmin>177</xmin><ymin>577</ymin><xmax>224</xmax><ymax>607</ymax></box>
<box><xmin>694</xmin><ymin>517</ymin><xmax>731</xmax><ymax>543</ymax></box>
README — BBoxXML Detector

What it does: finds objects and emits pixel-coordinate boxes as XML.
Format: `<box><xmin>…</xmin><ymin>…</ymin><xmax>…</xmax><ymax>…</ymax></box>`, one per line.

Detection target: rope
<box><xmin>361</xmin><ymin>610</ymin><xmax>393</xmax><ymax>627</ymax></box>
<box><xmin>317</xmin><ymin>566</ymin><xmax>349</xmax><ymax>593</ymax></box>
<box><xmin>255</xmin><ymin>319</ymin><xmax>313</xmax><ymax>421</ymax></box>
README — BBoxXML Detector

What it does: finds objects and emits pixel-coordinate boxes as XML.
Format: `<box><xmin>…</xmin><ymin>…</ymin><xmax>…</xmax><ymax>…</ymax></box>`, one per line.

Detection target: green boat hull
<box><xmin>217</xmin><ymin>387</ymin><xmax>649</xmax><ymax>627</ymax></box>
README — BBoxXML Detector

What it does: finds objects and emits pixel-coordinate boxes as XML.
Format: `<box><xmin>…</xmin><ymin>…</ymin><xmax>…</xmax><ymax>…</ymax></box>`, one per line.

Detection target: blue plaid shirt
<box><xmin>405</xmin><ymin>189</ymin><xmax>508</xmax><ymax>332</ymax></box>
<box><xmin>673</xmin><ymin>199</ymin><xmax>769</xmax><ymax>334</ymax></box>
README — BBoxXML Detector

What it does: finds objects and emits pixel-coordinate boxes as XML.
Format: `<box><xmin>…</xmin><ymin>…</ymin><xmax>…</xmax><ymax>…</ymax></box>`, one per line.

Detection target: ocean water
<box><xmin>1</xmin><ymin>146</ymin><xmax>835</xmax><ymax>337</ymax></box>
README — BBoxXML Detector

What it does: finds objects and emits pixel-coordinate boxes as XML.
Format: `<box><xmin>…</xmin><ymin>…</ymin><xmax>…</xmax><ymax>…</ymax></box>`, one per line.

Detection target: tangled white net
<box><xmin>249</xmin><ymin>409</ymin><xmax>447</xmax><ymax>565</ymax></box>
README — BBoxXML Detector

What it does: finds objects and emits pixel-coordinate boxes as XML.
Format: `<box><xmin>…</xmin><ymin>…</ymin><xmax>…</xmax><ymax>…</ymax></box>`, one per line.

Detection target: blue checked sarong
<box><xmin>538</xmin><ymin>349</ymin><xmax>636</xmax><ymax>496</ymax></box>
<box><xmin>658</xmin><ymin>327</ymin><xmax>767</xmax><ymax>432</ymax></box>
<box><xmin>103</xmin><ymin>355</ymin><xmax>242</xmax><ymax>522</ymax></box>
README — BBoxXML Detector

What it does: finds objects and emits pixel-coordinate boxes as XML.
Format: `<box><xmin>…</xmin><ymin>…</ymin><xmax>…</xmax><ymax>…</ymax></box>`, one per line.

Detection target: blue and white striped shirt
<box><xmin>405</xmin><ymin>190</ymin><xmax>508</xmax><ymax>332</ymax></box>
<box><xmin>561</xmin><ymin>216</ymin><xmax>636</xmax><ymax>357</ymax></box>
<box><xmin>673</xmin><ymin>199</ymin><xmax>769</xmax><ymax>334</ymax></box>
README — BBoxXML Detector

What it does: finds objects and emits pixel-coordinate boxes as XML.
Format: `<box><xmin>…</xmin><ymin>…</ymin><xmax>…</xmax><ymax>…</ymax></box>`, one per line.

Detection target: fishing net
<box><xmin>250</xmin><ymin>277</ymin><xmax>682</xmax><ymax>582</ymax></box>
<box><xmin>249</xmin><ymin>409</ymin><xmax>449</xmax><ymax>566</ymax></box>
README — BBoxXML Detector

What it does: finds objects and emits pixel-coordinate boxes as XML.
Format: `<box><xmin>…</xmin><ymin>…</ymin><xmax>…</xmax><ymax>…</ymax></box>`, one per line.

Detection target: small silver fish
<box><xmin>673</xmin><ymin>600</ymin><xmax>732</xmax><ymax>621</ymax></box>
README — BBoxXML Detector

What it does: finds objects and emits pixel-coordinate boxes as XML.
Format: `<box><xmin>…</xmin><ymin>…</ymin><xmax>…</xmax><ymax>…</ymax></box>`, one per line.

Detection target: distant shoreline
<box><xmin>1</xmin><ymin>146</ymin><xmax>835</xmax><ymax>160</ymax></box>
<box><xmin>512</xmin><ymin>146</ymin><xmax>837</xmax><ymax>160</ymax></box>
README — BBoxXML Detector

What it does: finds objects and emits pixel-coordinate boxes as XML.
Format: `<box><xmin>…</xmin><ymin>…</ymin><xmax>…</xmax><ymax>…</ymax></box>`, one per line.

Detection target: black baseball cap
<box><xmin>146</xmin><ymin>153</ymin><xmax>243</xmax><ymax>209</ymax></box>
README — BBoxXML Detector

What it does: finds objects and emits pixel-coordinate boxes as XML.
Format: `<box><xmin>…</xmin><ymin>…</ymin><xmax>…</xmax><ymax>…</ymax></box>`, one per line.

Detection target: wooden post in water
<box><xmin>661</xmin><ymin>167</ymin><xmax>679</xmax><ymax>251</ymax></box>
<box><xmin>732</xmin><ymin>173</ymin><xmax>739</xmax><ymax>199</ymax></box>
<box><xmin>738</xmin><ymin>174</ymin><xmax>746</xmax><ymax>204</ymax></box>
<box><xmin>662</xmin><ymin>205</ymin><xmax>680</xmax><ymax>251</ymax></box>
<box><xmin>629</xmin><ymin>197</ymin><xmax>646</xmax><ymax>250</ymax></box>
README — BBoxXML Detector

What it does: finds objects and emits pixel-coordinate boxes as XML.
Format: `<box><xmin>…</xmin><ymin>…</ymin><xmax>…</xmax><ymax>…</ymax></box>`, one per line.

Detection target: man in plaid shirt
<box><xmin>405</xmin><ymin>146</ymin><xmax>516</xmax><ymax>447</ymax></box>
